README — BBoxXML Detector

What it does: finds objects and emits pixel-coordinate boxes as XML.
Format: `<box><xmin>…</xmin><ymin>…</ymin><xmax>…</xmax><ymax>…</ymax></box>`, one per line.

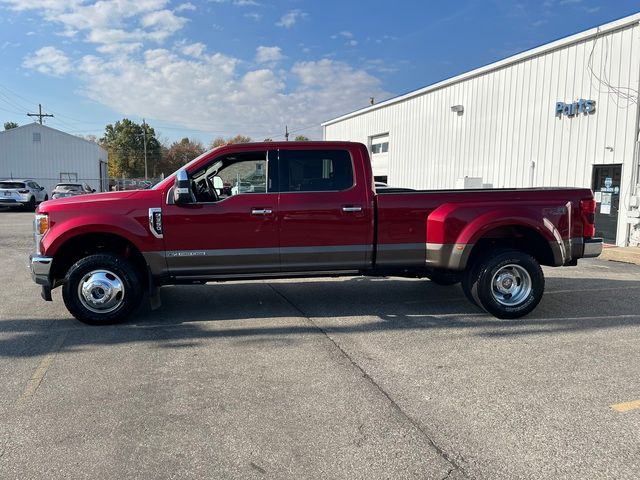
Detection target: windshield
<box><xmin>0</xmin><ymin>182</ymin><xmax>25</xmax><ymax>189</ymax></box>
<box><xmin>55</xmin><ymin>184</ymin><xmax>82</xmax><ymax>191</ymax></box>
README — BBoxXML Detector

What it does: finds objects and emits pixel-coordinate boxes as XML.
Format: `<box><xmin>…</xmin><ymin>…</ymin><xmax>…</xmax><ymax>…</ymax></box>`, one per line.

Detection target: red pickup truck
<box><xmin>29</xmin><ymin>141</ymin><xmax>602</xmax><ymax>324</ymax></box>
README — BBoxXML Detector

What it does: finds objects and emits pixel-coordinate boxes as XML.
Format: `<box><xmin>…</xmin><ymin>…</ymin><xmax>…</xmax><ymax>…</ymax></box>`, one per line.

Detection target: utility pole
<box><xmin>142</xmin><ymin>118</ymin><xmax>148</xmax><ymax>180</ymax></box>
<box><xmin>27</xmin><ymin>104</ymin><xmax>54</xmax><ymax>124</ymax></box>
<box><xmin>285</xmin><ymin>125</ymin><xmax>289</xmax><ymax>141</ymax></box>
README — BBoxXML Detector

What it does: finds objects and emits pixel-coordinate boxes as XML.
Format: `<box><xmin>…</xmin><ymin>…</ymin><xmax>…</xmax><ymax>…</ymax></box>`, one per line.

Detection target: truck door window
<box><xmin>220</xmin><ymin>159</ymin><xmax>267</xmax><ymax>196</ymax></box>
<box><xmin>189</xmin><ymin>150</ymin><xmax>270</xmax><ymax>202</ymax></box>
<box><xmin>279</xmin><ymin>149</ymin><xmax>353</xmax><ymax>192</ymax></box>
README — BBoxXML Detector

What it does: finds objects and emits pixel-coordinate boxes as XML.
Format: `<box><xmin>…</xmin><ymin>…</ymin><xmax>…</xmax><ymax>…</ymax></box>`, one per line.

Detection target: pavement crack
<box><xmin>267</xmin><ymin>283</ymin><xmax>469</xmax><ymax>479</ymax></box>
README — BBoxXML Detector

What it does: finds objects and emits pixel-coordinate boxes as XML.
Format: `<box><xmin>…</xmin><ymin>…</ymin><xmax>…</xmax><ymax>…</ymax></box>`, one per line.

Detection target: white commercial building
<box><xmin>323</xmin><ymin>13</ymin><xmax>640</xmax><ymax>246</ymax></box>
<box><xmin>0</xmin><ymin>123</ymin><xmax>109</xmax><ymax>195</ymax></box>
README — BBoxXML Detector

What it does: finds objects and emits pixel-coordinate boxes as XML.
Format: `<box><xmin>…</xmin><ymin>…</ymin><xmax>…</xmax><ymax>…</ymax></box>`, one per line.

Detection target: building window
<box><xmin>32</xmin><ymin>132</ymin><xmax>41</xmax><ymax>142</ymax></box>
<box><xmin>371</xmin><ymin>141</ymin><xmax>388</xmax><ymax>154</ymax></box>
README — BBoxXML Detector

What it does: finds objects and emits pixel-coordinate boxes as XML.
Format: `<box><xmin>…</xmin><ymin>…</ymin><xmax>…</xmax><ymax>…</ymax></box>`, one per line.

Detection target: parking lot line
<box><xmin>610</xmin><ymin>400</ymin><xmax>640</xmax><ymax>413</ymax></box>
<box><xmin>17</xmin><ymin>333</ymin><xmax>67</xmax><ymax>406</ymax></box>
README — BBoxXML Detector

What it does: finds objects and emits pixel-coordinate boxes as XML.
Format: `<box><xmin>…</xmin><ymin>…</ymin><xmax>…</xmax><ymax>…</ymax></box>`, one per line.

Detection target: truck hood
<box><xmin>38</xmin><ymin>189</ymin><xmax>158</xmax><ymax>213</ymax></box>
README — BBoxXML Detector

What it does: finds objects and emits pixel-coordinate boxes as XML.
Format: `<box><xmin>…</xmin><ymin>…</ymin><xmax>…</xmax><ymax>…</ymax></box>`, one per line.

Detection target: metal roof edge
<box><xmin>321</xmin><ymin>11</ymin><xmax>640</xmax><ymax>127</ymax></box>
<box><xmin>0</xmin><ymin>122</ymin><xmax>108</xmax><ymax>154</ymax></box>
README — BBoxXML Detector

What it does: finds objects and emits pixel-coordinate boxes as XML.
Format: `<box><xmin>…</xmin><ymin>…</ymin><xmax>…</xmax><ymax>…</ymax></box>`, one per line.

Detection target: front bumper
<box><xmin>30</xmin><ymin>254</ymin><xmax>53</xmax><ymax>285</ymax></box>
<box><xmin>583</xmin><ymin>238</ymin><xmax>603</xmax><ymax>258</ymax></box>
<box><xmin>29</xmin><ymin>254</ymin><xmax>53</xmax><ymax>301</ymax></box>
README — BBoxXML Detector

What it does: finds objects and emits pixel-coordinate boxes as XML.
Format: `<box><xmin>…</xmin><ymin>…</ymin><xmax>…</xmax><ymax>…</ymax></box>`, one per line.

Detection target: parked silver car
<box><xmin>51</xmin><ymin>183</ymin><xmax>95</xmax><ymax>199</ymax></box>
<box><xmin>0</xmin><ymin>179</ymin><xmax>48</xmax><ymax>210</ymax></box>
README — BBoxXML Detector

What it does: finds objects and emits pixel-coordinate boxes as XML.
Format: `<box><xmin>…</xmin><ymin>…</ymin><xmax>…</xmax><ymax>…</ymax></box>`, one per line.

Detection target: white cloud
<box><xmin>1</xmin><ymin>0</ymin><xmax>187</xmax><ymax>46</ymax></box>
<box><xmin>255</xmin><ymin>45</ymin><xmax>283</xmax><ymax>64</ymax></box>
<box><xmin>69</xmin><ymin>51</ymin><xmax>387</xmax><ymax>138</ymax></box>
<box><xmin>339</xmin><ymin>31</ymin><xmax>353</xmax><ymax>38</ymax></box>
<box><xmin>180</xmin><ymin>41</ymin><xmax>206</xmax><ymax>58</ymax></box>
<box><xmin>22</xmin><ymin>46</ymin><xmax>71</xmax><ymax>76</ymax></box>
<box><xmin>7</xmin><ymin>0</ymin><xmax>388</xmax><ymax>139</ymax></box>
<box><xmin>244</xmin><ymin>12</ymin><xmax>262</xmax><ymax>21</ymax></box>
<box><xmin>175</xmin><ymin>2</ymin><xmax>196</xmax><ymax>11</ymax></box>
<box><xmin>234</xmin><ymin>0</ymin><xmax>260</xmax><ymax>5</ymax></box>
<box><xmin>276</xmin><ymin>9</ymin><xmax>306</xmax><ymax>28</ymax></box>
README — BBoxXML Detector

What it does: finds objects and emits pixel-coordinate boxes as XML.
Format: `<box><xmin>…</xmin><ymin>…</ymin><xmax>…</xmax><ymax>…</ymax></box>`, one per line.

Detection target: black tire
<box><xmin>426</xmin><ymin>271</ymin><xmax>461</xmax><ymax>286</ymax></box>
<box><xmin>62</xmin><ymin>254</ymin><xmax>143</xmax><ymax>325</ymax></box>
<box><xmin>43</xmin><ymin>195</ymin><xmax>48</xmax><ymax>202</ymax></box>
<box><xmin>467</xmin><ymin>249</ymin><xmax>544</xmax><ymax>319</ymax></box>
<box><xmin>461</xmin><ymin>260</ymin><xmax>481</xmax><ymax>307</ymax></box>
<box><xmin>24</xmin><ymin>197</ymin><xmax>36</xmax><ymax>211</ymax></box>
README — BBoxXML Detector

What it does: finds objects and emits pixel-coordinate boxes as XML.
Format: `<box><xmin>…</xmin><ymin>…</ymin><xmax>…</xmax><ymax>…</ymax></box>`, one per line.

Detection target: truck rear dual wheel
<box><xmin>464</xmin><ymin>249</ymin><xmax>544</xmax><ymax>319</ymax></box>
<box><xmin>62</xmin><ymin>254</ymin><xmax>143</xmax><ymax>325</ymax></box>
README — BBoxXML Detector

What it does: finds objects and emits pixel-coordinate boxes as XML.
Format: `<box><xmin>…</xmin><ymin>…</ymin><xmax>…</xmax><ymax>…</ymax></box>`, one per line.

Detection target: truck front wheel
<box><xmin>467</xmin><ymin>250</ymin><xmax>544</xmax><ymax>319</ymax></box>
<box><xmin>62</xmin><ymin>254</ymin><xmax>143</xmax><ymax>325</ymax></box>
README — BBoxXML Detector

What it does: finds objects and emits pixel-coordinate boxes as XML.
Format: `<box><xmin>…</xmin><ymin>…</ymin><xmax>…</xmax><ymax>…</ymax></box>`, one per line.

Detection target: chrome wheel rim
<box><xmin>77</xmin><ymin>269</ymin><xmax>125</xmax><ymax>314</ymax></box>
<box><xmin>490</xmin><ymin>264</ymin><xmax>532</xmax><ymax>306</ymax></box>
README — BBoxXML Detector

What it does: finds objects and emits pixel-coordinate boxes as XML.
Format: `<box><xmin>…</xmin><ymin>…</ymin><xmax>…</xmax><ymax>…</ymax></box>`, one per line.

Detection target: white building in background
<box><xmin>323</xmin><ymin>13</ymin><xmax>640</xmax><ymax>247</ymax></box>
<box><xmin>0</xmin><ymin>123</ymin><xmax>108</xmax><ymax>195</ymax></box>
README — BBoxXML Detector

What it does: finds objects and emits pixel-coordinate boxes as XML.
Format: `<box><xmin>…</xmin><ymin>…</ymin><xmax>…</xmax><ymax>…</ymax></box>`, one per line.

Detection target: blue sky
<box><xmin>0</xmin><ymin>0</ymin><xmax>638</xmax><ymax>145</ymax></box>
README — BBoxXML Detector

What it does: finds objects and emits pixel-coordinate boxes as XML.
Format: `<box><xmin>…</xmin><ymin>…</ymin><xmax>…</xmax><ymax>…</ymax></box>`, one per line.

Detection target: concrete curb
<box><xmin>600</xmin><ymin>247</ymin><xmax>640</xmax><ymax>266</ymax></box>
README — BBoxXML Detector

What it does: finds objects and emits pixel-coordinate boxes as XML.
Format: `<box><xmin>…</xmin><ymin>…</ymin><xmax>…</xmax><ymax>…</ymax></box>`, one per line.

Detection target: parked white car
<box><xmin>0</xmin><ymin>179</ymin><xmax>48</xmax><ymax>210</ymax></box>
<box><xmin>231</xmin><ymin>181</ymin><xmax>254</xmax><ymax>195</ymax></box>
<box><xmin>51</xmin><ymin>183</ymin><xmax>95</xmax><ymax>199</ymax></box>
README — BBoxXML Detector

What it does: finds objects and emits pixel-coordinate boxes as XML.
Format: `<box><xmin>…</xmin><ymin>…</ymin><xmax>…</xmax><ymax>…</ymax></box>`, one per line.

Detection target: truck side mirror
<box><xmin>213</xmin><ymin>176</ymin><xmax>224</xmax><ymax>196</ymax></box>
<box><xmin>174</xmin><ymin>169</ymin><xmax>194</xmax><ymax>205</ymax></box>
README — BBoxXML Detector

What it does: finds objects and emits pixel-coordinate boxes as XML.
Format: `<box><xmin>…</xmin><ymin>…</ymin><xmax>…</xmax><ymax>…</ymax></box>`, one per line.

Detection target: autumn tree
<box><xmin>209</xmin><ymin>134</ymin><xmax>252</xmax><ymax>149</ymax></box>
<box><xmin>158</xmin><ymin>137</ymin><xmax>205</xmax><ymax>176</ymax></box>
<box><xmin>100</xmin><ymin>119</ymin><xmax>161</xmax><ymax>178</ymax></box>
<box><xmin>4</xmin><ymin>121</ymin><xmax>18</xmax><ymax>130</ymax></box>
<box><xmin>77</xmin><ymin>134</ymin><xmax>98</xmax><ymax>143</ymax></box>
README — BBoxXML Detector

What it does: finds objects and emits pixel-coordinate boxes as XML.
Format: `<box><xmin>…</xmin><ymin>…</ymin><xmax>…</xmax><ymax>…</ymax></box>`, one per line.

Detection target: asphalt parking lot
<box><xmin>1</xmin><ymin>209</ymin><xmax>639</xmax><ymax>479</ymax></box>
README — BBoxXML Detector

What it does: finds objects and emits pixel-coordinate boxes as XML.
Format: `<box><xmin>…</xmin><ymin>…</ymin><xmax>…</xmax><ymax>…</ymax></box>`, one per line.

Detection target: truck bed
<box><xmin>375</xmin><ymin>187</ymin><xmax>594</xmax><ymax>270</ymax></box>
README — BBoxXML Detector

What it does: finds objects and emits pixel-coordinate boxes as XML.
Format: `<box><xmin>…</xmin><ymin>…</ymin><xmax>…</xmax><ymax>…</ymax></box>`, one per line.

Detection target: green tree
<box><xmin>209</xmin><ymin>134</ymin><xmax>252</xmax><ymax>149</ymax></box>
<box><xmin>4</xmin><ymin>121</ymin><xmax>18</xmax><ymax>130</ymax></box>
<box><xmin>158</xmin><ymin>137</ymin><xmax>205</xmax><ymax>176</ymax></box>
<box><xmin>100</xmin><ymin>119</ymin><xmax>161</xmax><ymax>178</ymax></box>
<box><xmin>294</xmin><ymin>135</ymin><xmax>310</xmax><ymax>141</ymax></box>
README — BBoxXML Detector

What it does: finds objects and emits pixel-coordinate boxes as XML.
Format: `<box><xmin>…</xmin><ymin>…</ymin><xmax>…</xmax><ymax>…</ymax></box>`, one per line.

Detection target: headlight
<box><xmin>35</xmin><ymin>214</ymin><xmax>49</xmax><ymax>235</ymax></box>
<box><xmin>34</xmin><ymin>213</ymin><xmax>49</xmax><ymax>254</ymax></box>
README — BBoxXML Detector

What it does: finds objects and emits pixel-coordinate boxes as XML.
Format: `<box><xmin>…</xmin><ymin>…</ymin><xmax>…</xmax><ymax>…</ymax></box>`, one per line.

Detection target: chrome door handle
<box><xmin>342</xmin><ymin>206</ymin><xmax>362</xmax><ymax>213</ymax></box>
<box><xmin>251</xmin><ymin>208</ymin><xmax>273</xmax><ymax>215</ymax></box>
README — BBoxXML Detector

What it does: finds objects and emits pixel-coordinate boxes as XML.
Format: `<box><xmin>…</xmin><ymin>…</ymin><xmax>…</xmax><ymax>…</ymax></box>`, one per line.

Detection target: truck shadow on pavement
<box><xmin>2</xmin><ymin>272</ymin><xmax>640</xmax><ymax>358</ymax></box>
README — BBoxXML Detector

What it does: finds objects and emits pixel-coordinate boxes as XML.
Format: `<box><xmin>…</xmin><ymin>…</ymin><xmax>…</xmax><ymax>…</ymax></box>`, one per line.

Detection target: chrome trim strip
<box><xmin>583</xmin><ymin>238</ymin><xmax>603</xmax><ymax>258</ymax></box>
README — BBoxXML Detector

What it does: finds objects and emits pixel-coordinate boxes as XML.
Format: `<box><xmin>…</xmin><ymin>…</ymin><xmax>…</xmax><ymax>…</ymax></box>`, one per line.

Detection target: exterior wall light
<box><xmin>451</xmin><ymin>105</ymin><xmax>464</xmax><ymax>116</ymax></box>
